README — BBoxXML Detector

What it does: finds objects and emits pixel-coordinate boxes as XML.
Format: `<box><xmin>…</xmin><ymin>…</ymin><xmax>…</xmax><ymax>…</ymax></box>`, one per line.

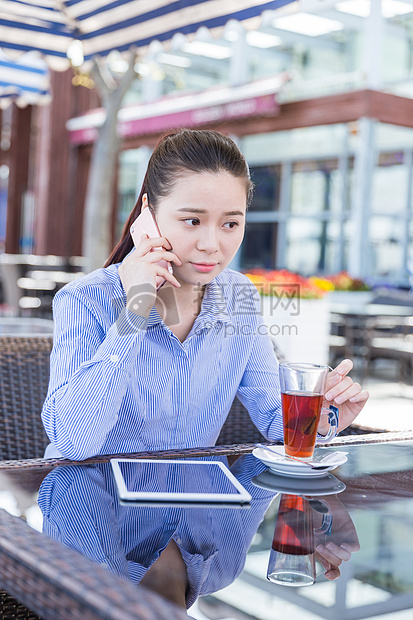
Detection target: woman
<box><xmin>42</xmin><ymin>129</ymin><xmax>369</xmax><ymax>460</ymax></box>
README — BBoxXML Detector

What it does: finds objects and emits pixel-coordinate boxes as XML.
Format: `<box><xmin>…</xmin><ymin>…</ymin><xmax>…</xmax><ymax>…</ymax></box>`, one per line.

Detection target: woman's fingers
<box><xmin>134</xmin><ymin>235</ymin><xmax>172</xmax><ymax>255</ymax></box>
<box><xmin>315</xmin><ymin>550</ymin><xmax>340</xmax><ymax>580</ymax></box>
<box><xmin>325</xmin><ymin>376</ymin><xmax>352</xmax><ymax>401</ymax></box>
<box><xmin>155</xmin><ymin>266</ymin><xmax>181</xmax><ymax>288</ymax></box>
<box><xmin>333</xmin><ymin>359</ymin><xmax>353</xmax><ymax>377</ymax></box>
<box><xmin>316</xmin><ymin>542</ymin><xmax>352</xmax><ymax>564</ymax></box>
<box><xmin>324</xmin><ymin>359</ymin><xmax>352</xmax><ymax>392</ymax></box>
<box><xmin>324</xmin><ymin>567</ymin><xmax>341</xmax><ymax>581</ymax></box>
<box><xmin>324</xmin><ymin>358</ymin><xmax>367</xmax><ymax>406</ymax></box>
<box><xmin>325</xmin><ymin>378</ymin><xmax>360</xmax><ymax>403</ymax></box>
<box><xmin>348</xmin><ymin>389</ymin><xmax>369</xmax><ymax>404</ymax></box>
<box><xmin>144</xmin><ymin>249</ymin><xmax>182</xmax><ymax>266</ymax></box>
<box><xmin>133</xmin><ymin>235</ymin><xmax>182</xmax><ymax>268</ymax></box>
<box><xmin>341</xmin><ymin>541</ymin><xmax>361</xmax><ymax>553</ymax></box>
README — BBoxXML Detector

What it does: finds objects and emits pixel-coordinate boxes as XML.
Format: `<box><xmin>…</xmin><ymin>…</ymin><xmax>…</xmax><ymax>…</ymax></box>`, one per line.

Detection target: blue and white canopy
<box><xmin>0</xmin><ymin>1</ymin><xmax>297</xmax><ymax>70</ymax></box>
<box><xmin>0</xmin><ymin>50</ymin><xmax>50</xmax><ymax>107</ymax></box>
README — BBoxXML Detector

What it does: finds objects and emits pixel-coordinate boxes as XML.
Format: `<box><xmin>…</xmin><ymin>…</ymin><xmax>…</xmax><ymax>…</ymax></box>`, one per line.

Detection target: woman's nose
<box><xmin>197</xmin><ymin>228</ymin><xmax>219</xmax><ymax>253</ymax></box>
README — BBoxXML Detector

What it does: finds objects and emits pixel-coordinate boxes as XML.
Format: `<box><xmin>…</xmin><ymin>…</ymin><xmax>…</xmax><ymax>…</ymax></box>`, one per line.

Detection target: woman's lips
<box><xmin>191</xmin><ymin>263</ymin><xmax>218</xmax><ymax>273</ymax></box>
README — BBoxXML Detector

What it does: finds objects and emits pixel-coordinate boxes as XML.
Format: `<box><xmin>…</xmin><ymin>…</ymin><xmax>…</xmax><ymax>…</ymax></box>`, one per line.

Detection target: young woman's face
<box><xmin>150</xmin><ymin>171</ymin><xmax>247</xmax><ymax>287</ymax></box>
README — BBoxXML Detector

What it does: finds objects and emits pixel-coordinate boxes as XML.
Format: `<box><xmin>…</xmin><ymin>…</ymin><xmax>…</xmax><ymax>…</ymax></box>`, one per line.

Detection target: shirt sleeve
<box><xmin>41</xmin><ymin>287</ymin><xmax>147</xmax><ymax>460</ymax></box>
<box><xmin>236</xmin><ymin>316</ymin><xmax>284</xmax><ymax>442</ymax></box>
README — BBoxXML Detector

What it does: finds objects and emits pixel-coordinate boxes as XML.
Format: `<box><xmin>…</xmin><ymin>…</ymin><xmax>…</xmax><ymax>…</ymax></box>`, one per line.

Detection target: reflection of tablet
<box><xmin>110</xmin><ymin>459</ymin><xmax>252</xmax><ymax>504</ymax></box>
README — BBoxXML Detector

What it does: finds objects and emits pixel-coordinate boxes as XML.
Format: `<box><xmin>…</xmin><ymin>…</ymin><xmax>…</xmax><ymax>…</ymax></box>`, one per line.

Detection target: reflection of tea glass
<box><xmin>279</xmin><ymin>362</ymin><xmax>339</xmax><ymax>459</ymax></box>
<box><xmin>267</xmin><ymin>494</ymin><xmax>332</xmax><ymax>587</ymax></box>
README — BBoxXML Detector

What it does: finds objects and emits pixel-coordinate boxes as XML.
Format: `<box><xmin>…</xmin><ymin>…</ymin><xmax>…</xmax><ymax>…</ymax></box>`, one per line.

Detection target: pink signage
<box><xmin>69</xmin><ymin>93</ymin><xmax>279</xmax><ymax>145</ymax></box>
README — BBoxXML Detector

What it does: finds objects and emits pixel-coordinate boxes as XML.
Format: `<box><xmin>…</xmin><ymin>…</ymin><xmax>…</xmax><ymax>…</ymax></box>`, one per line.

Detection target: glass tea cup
<box><xmin>279</xmin><ymin>362</ymin><xmax>339</xmax><ymax>459</ymax></box>
<box><xmin>267</xmin><ymin>494</ymin><xmax>332</xmax><ymax>587</ymax></box>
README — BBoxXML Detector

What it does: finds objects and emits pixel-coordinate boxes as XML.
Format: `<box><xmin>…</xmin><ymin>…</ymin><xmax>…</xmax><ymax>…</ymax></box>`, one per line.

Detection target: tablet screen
<box><xmin>111</xmin><ymin>459</ymin><xmax>252</xmax><ymax>504</ymax></box>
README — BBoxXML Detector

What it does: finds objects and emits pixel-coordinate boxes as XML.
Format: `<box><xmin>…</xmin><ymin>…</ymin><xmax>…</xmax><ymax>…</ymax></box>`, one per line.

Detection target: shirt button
<box><xmin>110</xmin><ymin>354</ymin><xmax>119</xmax><ymax>363</ymax></box>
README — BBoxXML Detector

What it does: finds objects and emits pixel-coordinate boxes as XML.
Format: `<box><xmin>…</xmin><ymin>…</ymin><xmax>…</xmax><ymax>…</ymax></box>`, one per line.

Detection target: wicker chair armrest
<box><xmin>0</xmin><ymin>509</ymin><xmax>188</xmax><ymax>620</ymax></box>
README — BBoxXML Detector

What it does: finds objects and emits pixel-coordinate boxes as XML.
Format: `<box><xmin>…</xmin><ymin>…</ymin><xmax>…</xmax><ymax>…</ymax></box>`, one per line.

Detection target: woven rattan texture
<box><xmin>216</xmin><ymin>397</ymin><xmax>376</xmax><ymax>444</ymax></box>
<box><xmin>0</xmin><ymin>337</ymin><xmax>52</xmax><ymax>460</ymax></box>
<box><xmin>217</xmin><ymin>397</ymin><xmax>266</xmax><ymax>444</ymax></box>
<box><xmin>1</xmin><ymin>432</ymin><xmax>412</xmax><ymax>472</ymax></box>
<box><xmin>0</xmin><ymin>591</ymin><xmax>41</xmax><ymax>619</ymax></box>
<box><xmin>0</xmin><ymin>508</ymin><xmax>188</xmax><ymax>620</ymax></box>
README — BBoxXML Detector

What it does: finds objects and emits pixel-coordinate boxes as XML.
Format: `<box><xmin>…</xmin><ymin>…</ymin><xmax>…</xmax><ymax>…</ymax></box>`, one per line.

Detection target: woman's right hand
<box><xmin>118</xmin><ymin>235</ymin><xmax>182</xmax><ymax>317</ymax></box>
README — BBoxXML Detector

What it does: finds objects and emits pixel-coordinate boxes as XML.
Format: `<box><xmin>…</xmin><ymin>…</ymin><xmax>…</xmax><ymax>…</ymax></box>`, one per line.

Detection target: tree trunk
<box><xmin>82</xmin><ymin>101</ymin><xmax>120</xmax><ymax>273</ymax></box>
<box><xmin>82</xmin><ymin>55</ymin><xmax>137</xmax><ymax>273</ymax></box>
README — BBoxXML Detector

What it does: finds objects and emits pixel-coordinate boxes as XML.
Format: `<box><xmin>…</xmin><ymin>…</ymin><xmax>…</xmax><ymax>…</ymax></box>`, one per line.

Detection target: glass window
<box><xmin>291</xmin><ymin>167</ymin><xmax>325</xmax><ymax>215</ymax></box>
<box><xmin>249</xmin><ymin>165</ymin><xmax>280</xmax><ymax>212</ymax></box>
<box><xmin>240</xmin><ymin>222</ymin><xmax>278</xmax><ymax>270</ymax></box>
<box><xmin>291</xmin><ymin>160</ymin><xmax>339</xmax><ymax>214</ymax></box>
<box><xmin>159</xmin><ymin>58</ymin><xmax>230</xmax><ymax>98</ymax></box>
<box><xmin>285</xmin><ymin>219</ymin><xmax>344</xmax><ymax>276</ymax></box>
<box><xmin>249</xmin><ymin>44</ymin><xmax>290</xmax><ymax>82</ymax></box>
<box><xmin>371</xmin><ymin>159</ymin><xmax>408</xmax><ymax>214</ymax></box>
<box><xmin>408</xmin><ymin>222</ymin><xmax>413</xmax><ymax>284</ymax></box>
<box><xmin>369</xmin><ymin>216</ymin><xmax>405</xmax><ymax>279</ymax></box>
<box><xmin>242</xmin><ymin>126</ymin><xmax>347</xmax><ymax>165</ymax></box>
<box><xmin>382</xmin><ymin>33</ymin><xmax>410</xmax><ymax>85</ymax></box>
<box><xmin>286</xmin><ymin>218</ymin><xmax>322</xmax><ymax>275</ymax></box>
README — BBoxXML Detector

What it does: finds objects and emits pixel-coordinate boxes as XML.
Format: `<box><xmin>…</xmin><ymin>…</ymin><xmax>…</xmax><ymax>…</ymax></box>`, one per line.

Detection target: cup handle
<box><xmin>311</xmin><ymin>499</ymin><xmax>333</xmax><ymax>536</ymax></box>
<box><xmin>315</xmin><ymin>405</ymin><xmax>339</xmax><ymax>444</ymax></box>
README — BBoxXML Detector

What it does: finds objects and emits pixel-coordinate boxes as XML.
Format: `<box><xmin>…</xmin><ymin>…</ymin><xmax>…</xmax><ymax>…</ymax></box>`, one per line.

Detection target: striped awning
<box><xmin>0</xmin><ymin>1</ymin><xmax>298</xmax><ymax>70</ymax></box>
<box><xmin>0</xmin><ymin>50</ymin><xmax>50</xmax><ymax>107</ymax></box>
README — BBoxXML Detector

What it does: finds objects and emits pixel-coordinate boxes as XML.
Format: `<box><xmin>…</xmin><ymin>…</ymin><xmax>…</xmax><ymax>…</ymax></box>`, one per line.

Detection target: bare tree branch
<box><xmin>90</xmin><ymin>58</ymin><xmax>111</xmax><ymax>100</ymax></box>
<box><xmin>117</xmin><ymin>49</ymin><xmax>138</xmax><ymax>100</ymax></box>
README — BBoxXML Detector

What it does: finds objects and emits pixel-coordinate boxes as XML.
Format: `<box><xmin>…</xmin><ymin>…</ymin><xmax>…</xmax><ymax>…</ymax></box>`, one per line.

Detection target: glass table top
<box><xmin>1</xmin><ymin>440</ymin><xmax>413</xmax><ymax>620</ymax></box>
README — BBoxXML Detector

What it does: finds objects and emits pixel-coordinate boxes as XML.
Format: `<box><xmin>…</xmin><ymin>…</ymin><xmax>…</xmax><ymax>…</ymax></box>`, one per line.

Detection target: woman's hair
<box><xmin>105</xmin><ymin>129</ymin><xmax>254</xmax><ymax>266</ymax></box>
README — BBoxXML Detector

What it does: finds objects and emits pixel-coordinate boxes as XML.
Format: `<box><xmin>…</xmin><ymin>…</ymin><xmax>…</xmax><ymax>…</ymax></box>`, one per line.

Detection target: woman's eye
<box><xmin>183</xmin><ymin>218</ymin><xmax>200</xmax><ymax>226</ymax></box>
<box><xmin>224</xmin><ymin>221</ymin><xmax>239</xmax><ymax>229</ymax></box>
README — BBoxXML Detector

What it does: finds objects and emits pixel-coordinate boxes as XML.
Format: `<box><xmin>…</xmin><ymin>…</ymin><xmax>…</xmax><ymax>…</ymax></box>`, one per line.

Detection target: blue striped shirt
<box><xmin>38</xmin><ymin>455</ymin><xmax>276</xmax><ymax>608</ymax></box>
<box><xmin>42</xmin><ymin>265</ymin><xmax>283</xmax><ymax>460</ymax></box>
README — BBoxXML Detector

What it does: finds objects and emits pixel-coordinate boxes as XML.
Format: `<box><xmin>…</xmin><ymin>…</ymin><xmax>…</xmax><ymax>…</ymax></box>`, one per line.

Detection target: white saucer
<box><xmin>252</xmin><ymin>470</ymin><xmax>346</xmax><ymax>496</ymax></box>
<box><xmin>252</xmin><ymin>446</ymin><xmax>348</xmax><ymax>478</ymax></box>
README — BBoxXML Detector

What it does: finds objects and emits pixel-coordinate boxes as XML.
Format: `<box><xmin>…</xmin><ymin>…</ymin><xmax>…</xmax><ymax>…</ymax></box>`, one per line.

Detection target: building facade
<box><xmin>4</xmin><ymin>1</ymin><xmax>413</xmax><ymax>286</ymax></box>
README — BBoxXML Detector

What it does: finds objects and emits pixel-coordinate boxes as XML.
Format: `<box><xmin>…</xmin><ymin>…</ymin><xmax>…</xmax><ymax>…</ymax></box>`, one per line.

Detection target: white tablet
<box><xmin>110</xmin><ymin>458</ymin><xmax>252</xmax><ymax>504</ymax></box>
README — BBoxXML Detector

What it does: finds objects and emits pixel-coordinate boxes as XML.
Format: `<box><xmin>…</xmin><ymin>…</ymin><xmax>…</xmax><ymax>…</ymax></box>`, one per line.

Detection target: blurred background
<box><xmin>0</xmin><ymin>0</ymin><xmax>412</xmax><ymax>422</ymax></box>
<box><xmin>2</xmin><ymin>0</ymin><xmax>413</xmax><ymax>284</ymax></box>
<box><xmin>0</xmin><ymin>4</ymin><xmax>413</xmax><ymax>619</ymax></box>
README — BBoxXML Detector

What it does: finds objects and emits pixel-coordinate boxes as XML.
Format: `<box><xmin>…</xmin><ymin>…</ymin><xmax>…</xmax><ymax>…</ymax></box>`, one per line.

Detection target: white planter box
<box><xmin>260</xmin><ymin>296</ymin><xmax>330</xmax><ymax>365</ymax></box>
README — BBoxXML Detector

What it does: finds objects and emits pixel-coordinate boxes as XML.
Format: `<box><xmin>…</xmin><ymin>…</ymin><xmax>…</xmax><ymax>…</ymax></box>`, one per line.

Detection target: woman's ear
<box><xmin>142</xmin><ymin>193</ymin><xmax>149</xmax><ymax>210</ymax></box>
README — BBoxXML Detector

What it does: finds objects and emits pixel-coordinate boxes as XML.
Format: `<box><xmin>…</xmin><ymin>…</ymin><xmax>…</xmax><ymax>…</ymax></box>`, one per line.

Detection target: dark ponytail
<box><xmin>105</xmin><ymin>129</ymin><xmax>253</xmax><ymax>267</ymax></box>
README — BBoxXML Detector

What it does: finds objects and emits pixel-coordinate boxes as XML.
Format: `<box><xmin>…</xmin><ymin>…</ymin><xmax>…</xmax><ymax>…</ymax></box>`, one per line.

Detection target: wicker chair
<box><xmin>0</xmin><ymin>335</ymin><xmax>370</xmax><ymax>457</ymax></box>
<box><xmin>217</xmin><ymin>397</ymin><xmax>266</xmax><ymax>444</ymax></box>
<box><xmin>0</xmin><ymin>508</ymin><xmax>188</xmax><ymax>620</ymax></box>
<box><xmin>217</xmin><ymin>337</ymin><xmax>287</xmax><ymax>445</ymax></box>
<box><xmin>0</xmin><ymin>336</ymin><xmax>190</xmax><ymax>619</ymax></box>
<box><xmin>0</xmin><ymin>337</ymin><xmax>52</xmax><ymax>460</ymax></box>
<box><xmin>0</xmin><ymin>335</ymin><xmax>276</xmax><ymax>457</ymax></box>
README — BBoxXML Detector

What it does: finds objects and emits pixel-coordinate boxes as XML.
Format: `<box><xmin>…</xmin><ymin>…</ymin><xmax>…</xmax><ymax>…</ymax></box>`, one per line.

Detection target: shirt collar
<box><xmin>113</xmin><ymin>262</ymin><xmax>233</xmax><ymax>328</ymax></box>
<box><xmin>196</xmin><ymin>277</ymin><xmax>233</xmax><ymax>326</ymax></box>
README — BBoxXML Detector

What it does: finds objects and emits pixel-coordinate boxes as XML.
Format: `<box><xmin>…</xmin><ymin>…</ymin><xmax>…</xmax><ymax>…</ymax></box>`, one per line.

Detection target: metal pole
<box><xmin>403</xmin><ymin>149</ymin><xmax>412</xmax><ymax>285</ymax></box>
<box><xmin>362</xmin><ymin>0</ymin><xmax>384</xmax><ymax>90</ymax></box>
<box><xmin>348</xmin><ymin>116</ymin><xmax>376</xmax><ymax>278</ymax></box>
<box><xmin>348</xmin><ymin>0</ymin><xmax>384</xmax><ymax>277</ymax></box>
<box><xmin>276</xmin><ymin>160</ymin><xmax>292</xmax><ymax>268</ymax></box>
<box><xmin>337</xmin><ymin>124</ymin><xmax>349</xmax><ymax>273</ymax></box>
